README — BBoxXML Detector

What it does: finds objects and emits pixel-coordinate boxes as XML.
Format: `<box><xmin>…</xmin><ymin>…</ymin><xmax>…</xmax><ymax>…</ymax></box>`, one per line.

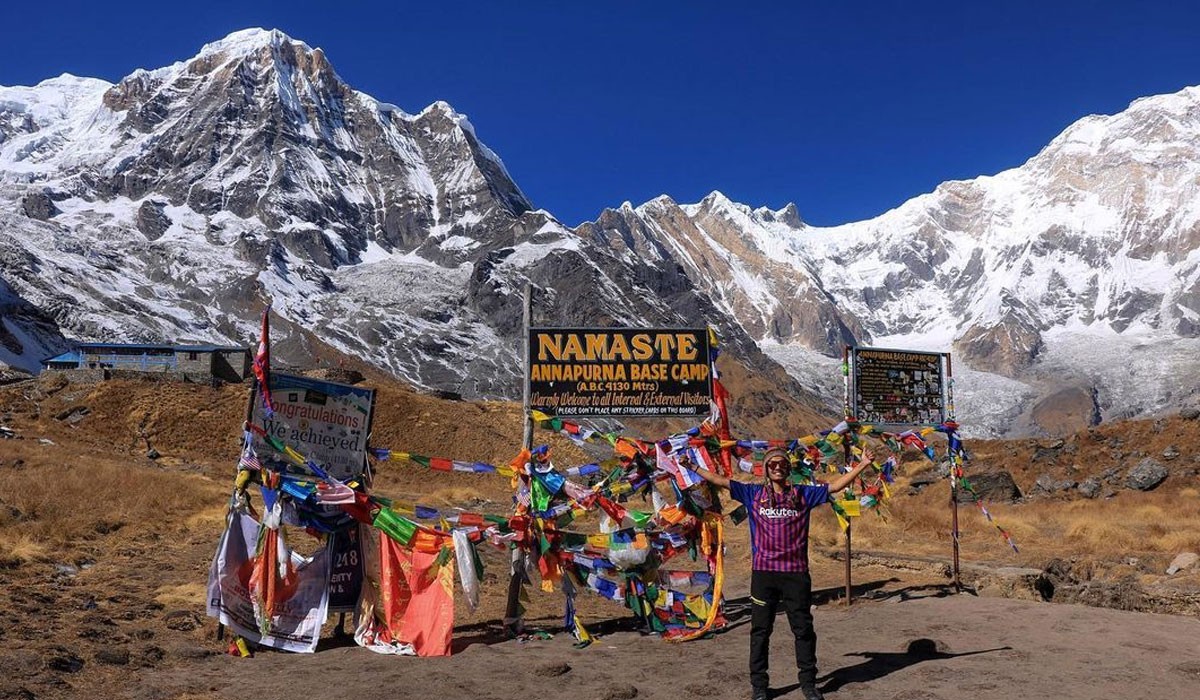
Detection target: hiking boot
<box><xmin>750</xmin><ymin>688</ymin><xmax>769</xmax><ymax>700</ymax></box>
<box><xmin>799</xmin><ymin>685</ymin><xmax>825</xmax><ymax>700</ymax></box>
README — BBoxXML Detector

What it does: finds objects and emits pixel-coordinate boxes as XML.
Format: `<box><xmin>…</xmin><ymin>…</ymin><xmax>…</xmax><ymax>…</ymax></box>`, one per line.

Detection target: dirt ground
<box><xmin>3</xmin><ymin>372</ymin><xmax>1200</xmax><ymax>700</ymax></box>
<box><xmin>114</xmin><ymin>571</ymin><xmax>1200</xmax><ymax>700</ymax></box>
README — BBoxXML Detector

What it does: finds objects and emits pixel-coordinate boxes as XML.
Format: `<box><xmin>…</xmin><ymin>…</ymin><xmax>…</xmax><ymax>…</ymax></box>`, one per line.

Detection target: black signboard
<box><xmin>849</xmin><ymin>346</ymin><xmax>948</xmax><ymax>427</ymax></box>
<box><xmin>327</xmin><ymin>525</ymin><xmax>364</xmax><ymax>613</ymax></box>
<box><xmin>528</xmin><ymin>328</ymin><xmax>713</xmax><ymax>417</ymax></box>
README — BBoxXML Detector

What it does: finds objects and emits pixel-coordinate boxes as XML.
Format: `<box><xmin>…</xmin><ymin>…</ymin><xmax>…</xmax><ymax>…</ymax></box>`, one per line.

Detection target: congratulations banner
<box><xmin>528</xmin><ymin>328</ymin><xmax>712</xmax><ymax>417</ymax></box>
<box><xmin>251</xmin><ymin>373</ymin><xmax>376</xmax><ymax>481</ymax></box>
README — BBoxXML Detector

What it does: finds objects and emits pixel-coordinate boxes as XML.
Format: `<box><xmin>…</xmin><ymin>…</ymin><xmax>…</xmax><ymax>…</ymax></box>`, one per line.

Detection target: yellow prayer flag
<box><xmin>841</xmin><ymin>499</ymin><xmax>862</xmax><ymax>517</ymax></box>
<box><xmin>835</xmin><ymin>511</ymin><xmax>849</xmax><ymax>532</ymax></box>
<box><xmin>684</xmin><ymin>595</ymin><xmax>710</xmax><ymax>619</ymax></box>
<box><xmin>531</xmin><ymin>409</ymin><xmax>552</xmax><ymax>422</ymax></box>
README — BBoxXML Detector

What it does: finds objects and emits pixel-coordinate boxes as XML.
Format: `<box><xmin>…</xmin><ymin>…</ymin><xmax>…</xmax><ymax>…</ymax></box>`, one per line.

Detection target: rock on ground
<box><xmin>1125</xmin><ymin>458</ymin><xmax>1169</xmax><ymax>491</ymax></box>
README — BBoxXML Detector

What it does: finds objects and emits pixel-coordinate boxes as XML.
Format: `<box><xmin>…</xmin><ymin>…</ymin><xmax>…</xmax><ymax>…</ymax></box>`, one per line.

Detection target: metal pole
<box><xmin>951</xmin><ymin>477</ymin><xmax>961</xmax><ymax>592</ymax></box>
<box><xmin>844</xmin><ymin>521</ymin><xmax>853</xmax><ymax>606</ymax></box>
<box><xmin>219</xmin><ymin>350</ymin><xmax>263</xmax><ymax>642</ymax></box>
<box><xmin>842</xmin><ymin>438</ymin><xmax>853</xmax><ymax>606</ymax></box>
<box><xmin>945</xmin><ymin>353</ymin><xmax>961</xmax><ymax>592</ymax></box>
<box><xmin>522</xmin><ymin>283</ymin><xmax>533</xmax><ymax>452</ymax></box>
<box><xmin>504</xmin><ymin>283</ymin><xmax>534</xmax><ymax>635</ymax></box>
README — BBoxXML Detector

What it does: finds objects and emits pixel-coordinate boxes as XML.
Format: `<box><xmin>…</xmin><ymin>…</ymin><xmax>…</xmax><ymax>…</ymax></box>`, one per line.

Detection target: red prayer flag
<box><xmin>252</xmin><ymin>304</ymin><xmax>274</xmax><ymax>415</ymax></box>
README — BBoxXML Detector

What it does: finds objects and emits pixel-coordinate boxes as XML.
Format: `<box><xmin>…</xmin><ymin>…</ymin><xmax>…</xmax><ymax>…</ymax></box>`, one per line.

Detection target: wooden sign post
<box><xmin>504</xmin><ymin>283</ymin><xmax>534</xmax><ymax>636</ymax></box>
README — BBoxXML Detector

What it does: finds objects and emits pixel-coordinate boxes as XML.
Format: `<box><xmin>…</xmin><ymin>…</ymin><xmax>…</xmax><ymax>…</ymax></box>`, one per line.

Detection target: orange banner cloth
<box><xmin>377</xmin><ymin>531</ymin><xmax>456</xmax><ymax>657</ymax></box>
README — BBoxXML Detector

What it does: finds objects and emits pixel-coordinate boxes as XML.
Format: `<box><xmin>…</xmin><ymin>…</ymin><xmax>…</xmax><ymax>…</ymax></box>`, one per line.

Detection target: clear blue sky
<box><xmin>4</xmin><ymin>1</ymin><xmax>1199</xmax><ymax>227</ymax></box>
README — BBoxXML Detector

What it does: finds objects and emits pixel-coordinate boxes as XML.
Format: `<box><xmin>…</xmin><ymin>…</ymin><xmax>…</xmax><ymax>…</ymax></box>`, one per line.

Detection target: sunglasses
<box><xmin>765</xmin><ymin>460</ymin><xmax>790</xmax><ymax>469</ymax></box>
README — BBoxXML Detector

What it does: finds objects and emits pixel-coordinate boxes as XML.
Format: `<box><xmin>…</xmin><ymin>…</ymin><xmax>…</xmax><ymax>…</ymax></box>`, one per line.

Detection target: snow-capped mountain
<box><xmin>0</xmin><ymin>28</ymin><xmax>822</xmax><ymax>432</ymax></box>
<box><xmin>582</xmin><ymin>87</ymin><xmax>1200</xmax><ymax>434</ymax></box>
<box><xmin>3</xmin><ymin>28</ymin><xmax>1199</xmax><ymax>436</ymax></box>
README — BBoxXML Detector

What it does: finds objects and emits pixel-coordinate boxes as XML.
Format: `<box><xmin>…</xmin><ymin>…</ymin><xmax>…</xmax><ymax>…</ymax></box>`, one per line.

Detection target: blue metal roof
<box><xmin>43</xmin><ymin>349</ymin><xmax>82</xmax><ymax>364</ymax></box>
<box><xmin>73</xmin><ymin>342</ymin><xmax>247</xmax><ymax>352</ymax></box>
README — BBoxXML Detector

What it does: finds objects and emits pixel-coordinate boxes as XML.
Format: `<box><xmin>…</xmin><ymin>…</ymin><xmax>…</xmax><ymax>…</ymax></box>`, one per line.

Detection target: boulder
<box><xmin>20</xmin><ymin>190</ymin><xmax>60</xmax><ymax>220</ymax></box>
<box><xmin>1180</xmin><ymin>407</ymin><xmax>1200</xmax><ymax>421</ymax></box>
<box><xmin>1078</xmin><ymin>477</ymin><xmax>1102</xmax><ymax>499</ymax></box>
<box><xmin>1166</xmin><ymin>552</ymin><xmax>1199</xmax><ymax>576</ymax></box>
<box><xmin>1125</xmin><ymin>458</ymin><xmax>1169</xmax><ymax>491</ymax></box>
<box><xmin>1033</xmin><ymin>474</ymin><xmax>1075</xmax><ymax>494</ymax></box>
<box><xmin>95</xmin><ymin>648</ymin><xmax>130</xmax><ymax>666</ymax></box>
<box><xmin>908</xmin><ymin>467</ymin><xmax>946</xmax><ymax>493</ymax></box>
<box><xmin>136</xmin><ymin>200</ymin><xmax>172</xmax><ymax>240</ymax></box>
<box><xmin>1031</xmin><ymin>446</ymin><xmax>1061</xmax><ymax>463</ymax></box>
<box><xmin>962</xmin><ymin>471</ymin><xmax>1022</xmax><ymax>502</ymax></box>
<box><xmin>1162</xmin><ymin>446</ymin><xmax>1180</xmax><ymax>461</ymax></box>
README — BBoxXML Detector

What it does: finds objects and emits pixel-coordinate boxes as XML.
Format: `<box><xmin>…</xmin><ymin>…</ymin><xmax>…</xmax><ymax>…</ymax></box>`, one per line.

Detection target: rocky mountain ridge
<box><xmin>4</xmin><ymin>28</ymin><xmax>1200</xmax><ymax>436</ymax></box>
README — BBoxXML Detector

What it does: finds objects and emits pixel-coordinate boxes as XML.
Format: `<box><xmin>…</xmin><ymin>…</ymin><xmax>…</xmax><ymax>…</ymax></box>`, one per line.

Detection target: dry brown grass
<box><xmin>0</xmin><ymin>447</ymin><xmax>226</xmax><ymax>550</ymax></box>
<box><xmin>153</xmin><ymin>582</ymin><xmax>208</xmax><ymax>607</ymax></box>
<box><xmin>421</xmin><ymin>486</ymin><xmax>488</xmax><ymax>506</ymax></box>
<box><xmin>0</xmin><ymin>532</ymin><xmax>49</xmax><ymax>564</ymax></box>
<box><xmin>819</xmin><ymin>475</ymin><xmax>1200</xmax><ymax>566</ymax></box>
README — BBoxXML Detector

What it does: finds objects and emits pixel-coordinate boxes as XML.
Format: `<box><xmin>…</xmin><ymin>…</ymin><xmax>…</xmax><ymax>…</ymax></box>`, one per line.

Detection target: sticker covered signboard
<box><xmin>848</xmin><ymin>347</ymin><xmax>948</xmax><ymax>427</ymax></box>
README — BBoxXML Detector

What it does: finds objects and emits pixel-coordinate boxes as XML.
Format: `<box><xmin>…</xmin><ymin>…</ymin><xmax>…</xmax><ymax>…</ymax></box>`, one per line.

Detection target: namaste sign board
<box><xmin>528</xmin><ymin>328</ymin><xmax>713</xmax><ymax>417</ymax></box>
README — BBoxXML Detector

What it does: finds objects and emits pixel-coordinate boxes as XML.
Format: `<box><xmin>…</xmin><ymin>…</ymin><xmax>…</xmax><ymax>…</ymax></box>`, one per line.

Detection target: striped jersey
<box><xmin>730</xmin><ymin>481</ymin><xmax>830</xmax><ymax>572</ymax></box>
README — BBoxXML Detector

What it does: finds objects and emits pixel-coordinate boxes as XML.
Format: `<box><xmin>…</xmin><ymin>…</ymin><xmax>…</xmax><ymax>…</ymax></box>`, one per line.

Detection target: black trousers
<box><xmin>749</xmin><ymin>570</ymin><xmax>816</xmax><ymax>690</ymax></box>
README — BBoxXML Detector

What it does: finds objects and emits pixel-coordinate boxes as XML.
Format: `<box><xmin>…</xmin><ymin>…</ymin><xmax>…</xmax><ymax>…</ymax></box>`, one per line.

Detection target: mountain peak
<box><xmin>754</xmin><ymin>202</ymin><xmax>804</xmax><ymax>228</ymax></box>
<box><xmin>419</xmin><ymin>100</ymin><xmax>462</xmax><ymax>119</ymax></box>
<box><xmin>197</xmin><ymin>28</ymin><xmax>312</xmax><ymax>59</ymax></box>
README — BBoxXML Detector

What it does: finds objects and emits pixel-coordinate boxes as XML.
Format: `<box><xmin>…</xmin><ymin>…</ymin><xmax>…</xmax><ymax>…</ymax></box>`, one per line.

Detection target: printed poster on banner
<box><xmin>206</xmin><ymin>511</ymin><xmax>331</xmax><ymax>653</ymax></box>
<box><xmin>848</xmin><ymin>346</ymin><xmax>949</xmax><ymax>427</ymax></box>
<box><xmin>528</xmin><ymin>328</ymin><xmax>713</xmax><ymax>417</ymax></box>
<box><xmin>327</xmin><ymin>524</ymin><xmax>365</xmax><ymax>613</ymax></box>
<box><xmin>250</xmin><ymin>372</ymin><xmax>376</xmax><ymax>481</ymax></box>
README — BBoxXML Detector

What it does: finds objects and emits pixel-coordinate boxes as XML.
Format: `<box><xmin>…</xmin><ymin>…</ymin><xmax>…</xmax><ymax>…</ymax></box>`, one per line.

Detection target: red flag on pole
<box><xmin>252</xmin><ymin>305</ymin><xmax>274</xmax><ymax>416</ymax></box>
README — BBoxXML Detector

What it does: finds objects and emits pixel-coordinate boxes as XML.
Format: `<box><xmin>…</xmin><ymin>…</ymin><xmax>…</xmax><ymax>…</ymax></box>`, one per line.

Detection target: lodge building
<box><xmin>41</xmin><ymin>342</ymin><xmax>251</xmax><ymax>384</ymax></box>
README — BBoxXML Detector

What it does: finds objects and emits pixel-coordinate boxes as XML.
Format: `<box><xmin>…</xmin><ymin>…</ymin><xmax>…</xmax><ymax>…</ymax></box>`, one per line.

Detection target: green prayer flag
<box><xmin>471</xmin><ymin>542</ymin><xmax>485</xmax><ymax>579</ymax></box>
<box><xmin>561</xmin><ymin>532</ymin><xmax>588</xmax><ymax>548</ymax></box>
<box><xmin>531</xmin><ymin>476</ymin><xmax>552</xmax><ymax>512</ymax></box>
<box><xmin>373</xmin><ymin>507</ymin><xmax>416</xmax><ymax>545</ymax></box>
